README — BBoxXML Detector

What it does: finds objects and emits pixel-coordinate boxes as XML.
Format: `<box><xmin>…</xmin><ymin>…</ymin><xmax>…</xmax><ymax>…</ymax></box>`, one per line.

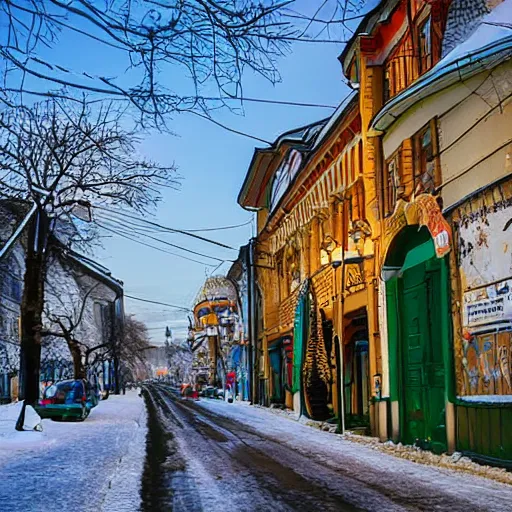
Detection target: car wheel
<box><xmin>77</xmin><ymin>407</ymin><xmax>88</xmax><ymax>422</ymax></box>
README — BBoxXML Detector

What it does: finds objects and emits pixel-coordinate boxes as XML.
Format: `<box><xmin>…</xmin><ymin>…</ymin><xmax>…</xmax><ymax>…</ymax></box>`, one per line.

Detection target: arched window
<box><xmin>270</xmin><ymin>149</ymin><xmax>303</xmax><ymax>212</ymax></box>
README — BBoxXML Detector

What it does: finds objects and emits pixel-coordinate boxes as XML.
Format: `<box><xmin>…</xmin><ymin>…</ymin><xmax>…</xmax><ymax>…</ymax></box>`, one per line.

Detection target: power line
<box><xmin>197</xmin><ymin>96</ymin><xmax>337</xmax><ymax>109</ymax></box>
<box><xmin>125</xmin><ymin>294</ymin><xmax>191</xmax><ymax>312</ymax></box>
<box><xmin>96</xmin><ymin>221</ymin><xmax>218</xmax><ymax>267</ymax></box>
<box><xmin>186</xmin><ymin>110</ymin><xmax>272</xmax><ymax>145</ymax></box>
<box><xmin>5</xmin><ymin>87</ymin><xmax>337</xmax><ymax>110</ymax></box>
<box><xmin>182</xmin><ymin>218</ymin><xmax>253</xmax><ymax>232</ymax></box>
<box><xmin>106</xmin><ymin>212</ymin><xmax>253</xmax><ymax>234</ymax></box>
<box><xmin>95</xmin><ymin>206</ymin><xmax>236</xmax><ymax>250</ymax></box>
<box><xmin>97</xmin><ymin>217</ymin><xmax>228</xmax><ymax>263</ymax></box>
<box><xmin>282</xmin><ymin>10</ymin><xmax>366</xmax><ymax>25</ymax></box>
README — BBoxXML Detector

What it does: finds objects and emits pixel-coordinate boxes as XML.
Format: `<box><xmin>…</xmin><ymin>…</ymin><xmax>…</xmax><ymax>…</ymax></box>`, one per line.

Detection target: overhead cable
<box><xmin>96</xmin><ymin>221</ymin><xmax>218</xmax><ymax>267</ymax></box>
<box><xmin>95</xmin><ymin>206</ymin><xmax>236</xmax><ymax>250</ymax></box>
<box><xmin>97</xmin><ymin>217</ymin><xmax>228</xmax><ymax>263</ymax></box>
<box><xmin>125</xmin><ymin>294</ymin><xmax>191</xmax><ymax>312</ymax></box>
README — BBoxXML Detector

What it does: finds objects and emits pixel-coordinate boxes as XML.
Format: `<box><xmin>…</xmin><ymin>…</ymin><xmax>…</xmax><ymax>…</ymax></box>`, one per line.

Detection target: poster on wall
<box><xmin>463</xmin><ymin>279</ymin><xmax>512</xmax><ymax>328</ymax></box>
<box><xmin>458</xmin><ymin>197</ymin><xmax>512</xmax><ymax>397</ymax></box>
<box><xmin>458</xmin><ymin>199</ymin><xmax>512</xmax><ymax>290</ymax></box>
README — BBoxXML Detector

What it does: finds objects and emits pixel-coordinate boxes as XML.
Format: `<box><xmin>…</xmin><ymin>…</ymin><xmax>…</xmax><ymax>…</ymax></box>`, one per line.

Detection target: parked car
<box><xmin>36</xmin><ymin>379</ymin><xmax>100</xmax><ymax>421</ymax></box>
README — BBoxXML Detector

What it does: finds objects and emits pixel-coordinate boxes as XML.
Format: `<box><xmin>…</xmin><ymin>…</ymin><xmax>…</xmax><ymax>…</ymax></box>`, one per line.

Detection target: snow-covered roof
<box><xmin>238</xmin><ymin>118</ymin><xmax>329</xmax><ymax>209</ymax></box>
<box><xmin>372</xmin><ymin>0</ymin><xmax>512</xmax><ymax>132</ymax></box>
<box><xmin>442</xmin><ymin>0</ymin><xmax>512</xmax><ymax>62</ymax></box>
<box><xmin>54</xmin><ymin>243</ymin><xmax>124</xmax><ymax>294</ymax></box>
<box><xmin>311</xmin><ymin>91</ymin><xmax>358</xmax><ymax>151</ymax></box>
<box><xmin>339</xmin><ymin>0</ymin><xmax>400</xmax><ymax>76</ymax></box>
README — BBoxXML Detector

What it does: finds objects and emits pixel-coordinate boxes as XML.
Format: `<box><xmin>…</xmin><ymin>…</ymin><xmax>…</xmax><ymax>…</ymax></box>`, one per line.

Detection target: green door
<box><xmin>400</xmin><ymin>258</ymin><xmax>447</xmax><ymax>452</ymax></box>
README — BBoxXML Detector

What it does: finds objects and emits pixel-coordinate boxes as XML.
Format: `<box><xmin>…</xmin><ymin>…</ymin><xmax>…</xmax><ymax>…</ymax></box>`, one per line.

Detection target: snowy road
<box><xmin>143</xmin><ymin>384</ymin><xmax>512</xmax><ymax>512</ymax></box>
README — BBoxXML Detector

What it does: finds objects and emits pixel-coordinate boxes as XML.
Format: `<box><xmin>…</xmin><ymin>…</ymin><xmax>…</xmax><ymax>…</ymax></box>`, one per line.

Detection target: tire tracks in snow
<box><xmin>155</xmin><ymin>385</ymin><xmax>494</xmax><ymax>512</ymax></box>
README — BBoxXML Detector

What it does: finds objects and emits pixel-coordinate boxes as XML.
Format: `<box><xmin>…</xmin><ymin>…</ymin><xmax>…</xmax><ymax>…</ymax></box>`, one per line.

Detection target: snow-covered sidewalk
<box><xmin>0</xmin><ymin>390</ymin><xmax>147</xmax><ymax>512</ymax></box>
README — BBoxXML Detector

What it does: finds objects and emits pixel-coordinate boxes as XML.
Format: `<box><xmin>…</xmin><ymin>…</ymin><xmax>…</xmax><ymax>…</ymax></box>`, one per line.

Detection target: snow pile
<box><xmin>249</xmin><ymin>401</ymin><xmax>512</xmax><ymax>485</ymax></box>
<box><xmin>254</xmin><ymin>403</ymin><xmax>299</xmax><ymax>421</ymax></box>
<box><xmin>0</xmin><ymin>401</ymin><xmax>41</xmax><ymax>431</ymax></box>
<box><xmin>254</xmin><ymin>404</ymin><xmax>341</xmax><ymax>432</ymax></box>
<box><xmin>0</xmin><ymin>401</ymin><xmax>46</xmax><ymax>450</ymax></box>
<box><xmin>458</xmin><ymin>394</ymin><xmax>512</xmax><ymax>403</ymax></box>
<box><xmin>343</xmin><ymin>433</ymin><xmax>512</xmax><ymax>486</ymax></box>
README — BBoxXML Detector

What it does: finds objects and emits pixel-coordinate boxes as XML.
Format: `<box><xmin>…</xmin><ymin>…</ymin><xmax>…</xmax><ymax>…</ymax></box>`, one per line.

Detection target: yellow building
<box><xmin>238</xmin><ymin>94</ymin><xmax>384</xmax><ymax>435</ymax></box>
<box><xmin>367</xmin><ymin>0</ymin><xmax>512</xmax><ymax>463</ymax></box>
<box><xmin>339</xmin><ymin>0</ymin><xmax>512</xmax><ymax>463</ymax></box>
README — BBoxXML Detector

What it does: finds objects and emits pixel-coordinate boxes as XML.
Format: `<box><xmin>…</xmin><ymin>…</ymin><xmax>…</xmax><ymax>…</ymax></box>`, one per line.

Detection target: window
<box><xmin>0</xmin><ymin>257</ymin><xmax>22</xmax><ymax>303</ymax></box>
<box><xmin>419</xmin><ymin>17</ymin><xmax>432</xmax><ymax>74</ymax></box>
<box><xmin>413</xmin><ymin>122</ymin><xmax>437</xmax><ymax>194</ymax></box>
<box><xmin>270</xmin><ymin>149</ymin><xmax>302</xmax><ymax>213</ymax></box>
<box><xmin>384</xmin><ymin>151</ymin><xmax>402</xmax><ymax>216</ymax></box>
<box><xmin>384</xmin><ymin>37</ymin><xmax>414</xmax><ymax>99</ymax></box>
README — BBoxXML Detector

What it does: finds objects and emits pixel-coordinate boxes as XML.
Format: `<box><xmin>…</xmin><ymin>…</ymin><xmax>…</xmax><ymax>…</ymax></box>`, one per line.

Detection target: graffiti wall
<box><xmin>458</xmin><ymin>194</ymin><xmax>512</xmax><ymax>397</ymax></box>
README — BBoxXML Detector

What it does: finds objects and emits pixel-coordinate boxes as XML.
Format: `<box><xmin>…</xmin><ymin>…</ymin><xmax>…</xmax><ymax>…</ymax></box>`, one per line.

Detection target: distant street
<box><xmin>141</xmin><ymin>385</ymin><xmax>512</xmax><ymax>512</ymax></box>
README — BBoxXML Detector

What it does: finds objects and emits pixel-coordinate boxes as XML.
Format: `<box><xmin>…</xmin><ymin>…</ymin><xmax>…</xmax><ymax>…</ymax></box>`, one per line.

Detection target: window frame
<box><xmin>418</xmin><ymin>14</ymin><xmax>433</xmax><ymax>74</ymax></box>
<box><xmin>412</xmin><ymin>118</ymin><xmax>440</xmax><ymax>194</ymax></box>
<box><xmin>384</xmin><ymin>148</ymin><xmax>402</xmax><ymax>217</ymax></box>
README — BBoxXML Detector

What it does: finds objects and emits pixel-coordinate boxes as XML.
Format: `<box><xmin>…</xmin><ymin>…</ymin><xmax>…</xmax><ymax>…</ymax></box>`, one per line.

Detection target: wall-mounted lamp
<box><xmin>330</xmin><ymin>247</ymin><xmax>364</xmax><ymax>270</ymax></box>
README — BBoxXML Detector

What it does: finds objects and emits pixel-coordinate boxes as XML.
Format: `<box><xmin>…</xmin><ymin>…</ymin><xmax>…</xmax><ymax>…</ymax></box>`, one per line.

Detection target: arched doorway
<box><xmin>384</xmin><ymin>225</ymin><xmax>451</xmax><ymax>453</ymax></box>
<box><xmin>344</xmin><ymin>322</ymin><xmax>370</xmax><ymax>430</ymax></box>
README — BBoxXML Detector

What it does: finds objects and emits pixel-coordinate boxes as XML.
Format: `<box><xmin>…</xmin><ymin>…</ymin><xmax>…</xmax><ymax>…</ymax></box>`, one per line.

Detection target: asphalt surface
<box><xmin>140</xmin><ymin>384</ymin><xmax>510</xmax><ymax>512</ymax></box>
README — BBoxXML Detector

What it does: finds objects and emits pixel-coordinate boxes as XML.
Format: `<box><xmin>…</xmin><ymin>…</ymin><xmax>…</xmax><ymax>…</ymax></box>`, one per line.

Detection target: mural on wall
<box><xmin>461</xmin><ymin>330</ymin><xmax>512</xmax><ymax>395</ymax></box>
<box><xmin>458</xmin><ymin>195</ymin><xmax>512</xmax><ymax>396</ymax></box>
<box><xmin>381</xmin><ymin>194</ymin><xmax>452</xmax><ymax>272</ymax></box>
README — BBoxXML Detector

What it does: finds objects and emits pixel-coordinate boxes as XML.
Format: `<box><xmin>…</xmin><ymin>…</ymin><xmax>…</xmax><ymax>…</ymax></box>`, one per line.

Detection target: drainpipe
<box><xmin>112</xmin><ymin>289</ymin><xmax>124</xmax><ymax>395</ymax></box>
<box><xmin>247</xmin><ymin>238</ymin><xmax>257</xmax><ymax>405</ymax></box>
<box><xmin>339</xmin><ymin>199</ymin><xmax>347</xmax><ymax>435</ymax></box>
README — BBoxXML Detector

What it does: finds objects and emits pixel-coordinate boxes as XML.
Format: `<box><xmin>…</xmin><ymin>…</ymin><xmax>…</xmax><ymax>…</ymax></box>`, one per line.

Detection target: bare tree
<box><xmin>0</xmin><ymin>97</ymin><xmax>177</xmax><ymax>405</ymax></box>
<box><xmin>0</xmin><ymin>0</ymin><xmax>295</xmax><ymax>122</ymax></box>
<box><xmin>118</xmin><ymin>315</ymin><xmax>153</xmax><ymax>383</ymax></box>
<box><xmin>43</xmin><ymin>281</ymin><xmax>98</xmax><ymax>380</ymax></box>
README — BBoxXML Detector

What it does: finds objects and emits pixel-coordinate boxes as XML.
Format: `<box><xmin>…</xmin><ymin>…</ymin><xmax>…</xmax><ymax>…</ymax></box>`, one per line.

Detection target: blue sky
<box><xmin>96</xmin><ymin>24</ymin><xmax>352</xmax><ymax>344</ymax></box>
<box><xmin>22</xmin><ymin>1</ymin><xmax>358</xmax><ymax>343</ymax></box>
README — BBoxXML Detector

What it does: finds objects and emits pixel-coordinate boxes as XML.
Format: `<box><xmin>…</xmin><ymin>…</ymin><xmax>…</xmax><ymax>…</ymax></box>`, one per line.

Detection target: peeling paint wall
<box><xmin>451</xmin><ymin>179</ymin><xmax>512</xmax><ymax>397</ymax></box>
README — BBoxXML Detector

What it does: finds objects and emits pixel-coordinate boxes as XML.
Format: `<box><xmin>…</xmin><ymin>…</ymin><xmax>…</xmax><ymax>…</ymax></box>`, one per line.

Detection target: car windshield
<box><xmin>44</xmin><ymin>380</ymin><xmax>84</xmax><ymax>404</ymax></box>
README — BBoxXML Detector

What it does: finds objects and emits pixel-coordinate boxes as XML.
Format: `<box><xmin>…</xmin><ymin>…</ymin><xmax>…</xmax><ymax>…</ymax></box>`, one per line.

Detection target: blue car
<box><xmin>36</xmin><ymin>379</ymin><xmax>100</xmax><ymax>421</ymax></box>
